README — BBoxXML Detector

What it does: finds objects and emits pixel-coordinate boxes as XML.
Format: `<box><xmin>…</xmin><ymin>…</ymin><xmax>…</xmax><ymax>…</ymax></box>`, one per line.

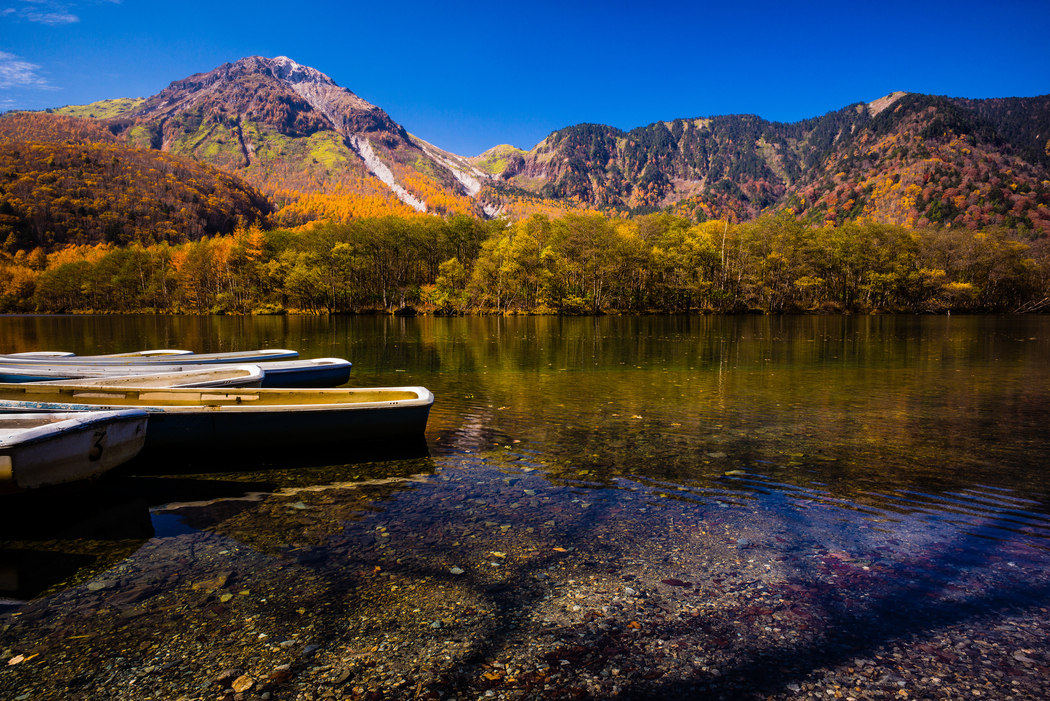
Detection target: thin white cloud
<box><xmin>22</xmin><ymin>10</ymin><xmax>78</xmax><ymax>23</ymax></box>
<box><xmin>2</xmin><ymin>1</ymin><xmax>87</xmax><ymax>25</ymax></box>
<box><xmin>0</xmin><ymin>50</ymin><xmax>54</xmax><ymax>89</ymax></box>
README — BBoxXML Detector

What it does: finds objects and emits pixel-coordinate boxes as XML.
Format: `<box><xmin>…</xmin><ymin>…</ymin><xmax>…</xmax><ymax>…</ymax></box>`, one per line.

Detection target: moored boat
<box><xmin>250</xmin><ymin>358</ymin><xmax>352</xmax><ymax>388</ymax></box>
<box><xmin>0</xmin><ymin>384</ymin><xmax>433</xmax><ymax>450</ymax></box>
<box><xmin>0</xmin><ymin>358</ymin><xmax>351</xmax><ymax>388</ymax></box>
<box><xmin>86</xmin><ymin>349</ymin><xmax>194</xmax><ymax>358</ymax></box>
<box><xmin>35</xmin><ymin>364</ymin><xmax>265</xmax><ymax>389</ymax></box>
<box><xmin>3</xmin><ymin>350</ymin><xmax>191</xmax><ymax>359</ymax></box>
<box><xmin>0</xmin><ymin>410</ymin><xmax>149</xmax><ymax>494</ymax></box>
<box><xmin>3</xmin><ymin>352</ymin><xmax>76</xmax><ymax>359</ymax></box>
<box><xmin>0</xmin><ymin>349</ymin><xmax>299</xmax><ymax>366</ymax></box>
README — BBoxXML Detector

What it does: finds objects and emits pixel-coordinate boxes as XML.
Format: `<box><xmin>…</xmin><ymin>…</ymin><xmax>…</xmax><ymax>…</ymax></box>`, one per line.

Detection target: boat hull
<box><xmin>253</xmin><ymin>359</ymin><xmax>352</xmax><ymax>388</ymax></box>
<box><xmin>0</xmin><ymin>385</ymin><xmax>432</xmax><ymax>450</ymax></box>
<box><xmin>0</xmin><ymin>358</ymin><xmax>351</xmax><ymax>388</ymax></box>
<box><xmin>135</xmin><ymin>401</ymin><xmax>432</xmax><ymax>450</ymax></box>
<box><xmin>0</xmin><ymin>410</ymin><xmax>148</xmax><ymax>493</ymax></box>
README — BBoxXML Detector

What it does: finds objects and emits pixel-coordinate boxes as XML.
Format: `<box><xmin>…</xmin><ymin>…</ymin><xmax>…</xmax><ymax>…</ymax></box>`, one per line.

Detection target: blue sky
<box><xmin>2</xmin><ymin>0</ymin><xmax>1048</xmax><ymax>156</ymax></box>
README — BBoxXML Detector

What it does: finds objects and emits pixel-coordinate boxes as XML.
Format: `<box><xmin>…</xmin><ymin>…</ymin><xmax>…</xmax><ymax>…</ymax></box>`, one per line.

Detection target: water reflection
<box><xmin>116</xmin><ymin>437</ymin><xmax>432</xmax><ymax>483</ymax></box>
<box><xmin>0</xmin><ymin>439</ymin><xmax>434</xmax><ymax>601</ymax></box>
<box><xmin>0</xmin><ymin>314</ymin><xmax>1047</xmax><ymax>602</ymax></box>
<box><xmin>0</xmin><ymin>486</ymin><xmax>154</xmax><ymax>603</ymax></box>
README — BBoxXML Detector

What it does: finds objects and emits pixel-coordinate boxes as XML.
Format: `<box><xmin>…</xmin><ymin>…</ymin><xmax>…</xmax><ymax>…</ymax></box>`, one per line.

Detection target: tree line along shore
<box><xmin>1</xmin><ymin>212</ymin><xmax>1047</xmax><ymax>316</ymax></box>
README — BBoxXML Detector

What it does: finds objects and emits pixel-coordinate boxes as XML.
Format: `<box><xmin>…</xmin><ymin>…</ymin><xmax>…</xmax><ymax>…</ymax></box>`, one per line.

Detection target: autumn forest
<box><xmin>1</xmin><ymin>212</ymin><xmax>1046</xmax><ymax>316</ymax></box>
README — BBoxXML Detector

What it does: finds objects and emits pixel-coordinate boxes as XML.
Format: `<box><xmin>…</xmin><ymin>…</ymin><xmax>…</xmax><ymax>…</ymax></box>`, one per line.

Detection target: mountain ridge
<box><xmin>32</xmin><ymin>56</ymin><xmax>1050</xmax><ymax>233</ymax></box>
<box><xmin>481</xmin><ymin>91</ymin><xmax>1050</xmax><ymax>232</ymax></box>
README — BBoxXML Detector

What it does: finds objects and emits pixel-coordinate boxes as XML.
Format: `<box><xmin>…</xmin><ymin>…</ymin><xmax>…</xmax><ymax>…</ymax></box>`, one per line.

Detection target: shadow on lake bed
<box><xmin>2</xmin><ymin>452</ymin><xmax>1048</xmax><ymax>700</ymax></box>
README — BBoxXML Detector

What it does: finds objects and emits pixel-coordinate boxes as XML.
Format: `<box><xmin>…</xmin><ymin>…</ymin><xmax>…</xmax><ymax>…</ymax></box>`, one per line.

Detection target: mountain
<box><xmin>93</xmin><ymin>56</ymin><xmax>492</xmax><ymax>221</ymax></box>
<box><xmin>486</xmin><ymin>92</ymin><xmax>1050</xmax><ymax>234</ymax></box>
<box><xmin>42</xmin><ymin>56</ymin><xmax>1050</xmax><ymax>234</ymax></box>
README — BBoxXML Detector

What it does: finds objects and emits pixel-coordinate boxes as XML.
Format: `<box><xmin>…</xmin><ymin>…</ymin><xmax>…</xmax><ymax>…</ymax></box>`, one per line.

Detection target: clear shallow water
<box><xmin>0</xmin><ymin>314</ymin><xmax>1048</xmax><ymax>596</ymax></box>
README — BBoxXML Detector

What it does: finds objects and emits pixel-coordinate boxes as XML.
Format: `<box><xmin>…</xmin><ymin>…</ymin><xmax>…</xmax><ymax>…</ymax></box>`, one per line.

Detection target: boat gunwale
<box><xmin>0</xmin><ymin>357</ymin><xmax>349</xmax><ymax>376</ymax></box>
<box><xmin>0</xmin><ymin>409</ymin><xmax>149</xmax><ymax>448</ymax></box>
<box><xmin>32</xmin><ymin>364</ymin><xmax>266</xmax><ymax>389</ymax></box>
<box><xmin>0</xmin><ymin>349</ymin><xmax>299</xmax><ymax>366</ymax></box>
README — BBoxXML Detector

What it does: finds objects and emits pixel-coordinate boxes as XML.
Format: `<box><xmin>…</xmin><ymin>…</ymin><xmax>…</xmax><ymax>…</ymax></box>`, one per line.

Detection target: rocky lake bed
<box><xmin>2</xmin><ymin>454</ymin><xmax>1049</xmax><ymax>701</ymax></box>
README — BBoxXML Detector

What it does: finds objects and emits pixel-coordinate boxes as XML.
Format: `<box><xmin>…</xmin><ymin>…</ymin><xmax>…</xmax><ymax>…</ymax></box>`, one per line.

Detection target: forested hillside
<box><xmin>782</xmin><ymin>94</ymin><xmax>1050</xmax><ymax>231</ymax></box>
<box><xmin>0</xmin><ymin>113</ymin><xmax>272</xmax><ymax>252</ymax></box>
<box><xmin>946</xmin><ymin>94</ymin><xmax>1050</xmax><ymax>167</ymax></box>
<box><xmin>491</xmin><ymin>94</ymin><xmax>1050</xmax><ymax>235</ymax></box>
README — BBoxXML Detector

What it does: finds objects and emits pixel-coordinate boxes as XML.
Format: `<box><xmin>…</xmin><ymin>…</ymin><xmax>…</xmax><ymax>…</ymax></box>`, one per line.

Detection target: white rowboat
<box><xmin>0</xmin><ymin>410</ymin><xmax>149</xmax><ymax>493</ymax></box>
<box><xmin>0</xmin><ymin>358</ymin><xmax>351</xmax><ymax>388</ymax></box>
<box><xmin>0</xmin><ymin>384</ymin><xmax>433</xmax><ymax>450</ymax></box>
<box><xmin>34</xmin><ymin>365</ymin><xmax>265</xmax><ymax>389</ymax></box>
<box><xmin>0</xmin><ymin>349</ymin><xmax>299</xmax><ymax>366</ymax></box>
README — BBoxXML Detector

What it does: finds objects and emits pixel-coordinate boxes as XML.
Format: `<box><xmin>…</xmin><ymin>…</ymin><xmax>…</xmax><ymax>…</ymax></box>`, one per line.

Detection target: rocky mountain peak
<box><xmin>266</xmin><ymin>56</ymin><xmax>336</xmax><ymax>88</ymax></box>
<box><xmin>866</xmin><ymin>91</ymin><xmax>908</xmax><ymax>117</ymax></box>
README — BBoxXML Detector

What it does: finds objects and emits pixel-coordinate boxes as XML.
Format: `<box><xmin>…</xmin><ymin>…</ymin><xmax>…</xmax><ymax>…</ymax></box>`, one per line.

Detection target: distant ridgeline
<box><xmin>0</xmin><ymin>55</ymin><xmax>1048</xmax><ymax>315</ymax></box>
<box><xmin>505</xmin><ymin>93</ymin><xmax>1050</xmax><ymax>231</ymax></box>
<box><xmin>21</xmin><ymin>56</ymin><xmax>1050</xmax><ymax>234</ymax></box>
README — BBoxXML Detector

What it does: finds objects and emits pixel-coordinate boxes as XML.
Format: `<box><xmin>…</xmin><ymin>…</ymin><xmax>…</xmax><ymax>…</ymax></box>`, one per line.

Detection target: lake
<box><xmin>1</xmin><ymin>314</ymin><xmax>1049</xmax><ymax>700</ymax></box>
